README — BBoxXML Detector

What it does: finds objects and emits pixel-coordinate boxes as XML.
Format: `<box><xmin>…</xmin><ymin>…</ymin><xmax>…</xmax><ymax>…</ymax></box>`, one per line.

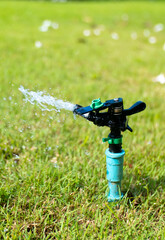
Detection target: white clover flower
<box><xmin>93</xmin><ymin>29</ymin><xmax>101</xmax><ymax>36</ymax></box>
<box><xmin>163</xmin><ymin>43</ymin><xmax>165</xmax><ymax>51</ymax></box>
<box><xmin>39</xmin><ymin>20</ymin><xmax>59</xmax><ymax>32</ymax></box>
<box><xmin>121</xmin><ymin>14</ymin><xmax>129</xmax><ymax>21</ymax></box>
<box><xmin>51</xmin><ymin>22</ymin><xmax>59</xmax><ymax>29</ymax></box>
<box><xmin>43</xmin><ymin>20</ymin><xmax>52</xmax><ymax>27</ymax></box>
<box><xmin>111</xmin><ymin>32</ymin><xmax>119</xmax><ymax>40</ymax></box>
<box><xmin>35</xmin><ymin>41</ymin><xmax>42</xmax><ymax>48</ymax></box>
<box><xmin>39</xmin><ymin>25</ymin><xmax>48</xmax><ymax>32</ymax></box>
<box><xmin>154</xmin><ymin>23</ymin><xmax>164</xmax><ymax>32</ymax></box>
<box><xmin>153</xmin><ymin>74</ymin><xmax>165</xmax><ymax>84</ymax></box>
<box><xmin>131</xmin><ymin>32</ymin><xmax>137</xmax><ymax>40</ymax></box>
<box><xmin>98</xmin><ymin>25</ymin><xmax>105</xmax><ymax>31</ymax></box>
<box><xmin>148</xmin><ymin>36</ymin><xmax>156</xmax><ymax>44</ymax></box>
<box><xmin>83</xmin><ymin>29</ymin><xmax>91</xmax><ymax>37</ymax></box>
<box><xmin>143</xmin><ymin>29</ymin><xmax>150</xmax><ymax>38</ymax></box>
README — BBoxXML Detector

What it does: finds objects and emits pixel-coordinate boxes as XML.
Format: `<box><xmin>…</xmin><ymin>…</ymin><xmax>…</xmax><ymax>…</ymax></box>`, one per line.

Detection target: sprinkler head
<box><xmin>74</xmin><ymin>98</ymin><xmax>146</xmax><ymax>152</ymax></box>
<box><xmin>74</xmin><ymin>98</ymin><xmax>146</xmax><ymax>130</ymax></box>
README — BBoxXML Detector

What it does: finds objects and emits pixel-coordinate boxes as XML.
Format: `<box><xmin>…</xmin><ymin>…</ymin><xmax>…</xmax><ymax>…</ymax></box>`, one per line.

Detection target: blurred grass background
<box><xmin>0</xmin><ymin>1</ymin><xmax>165</xmax><ymax>239</ymax></box>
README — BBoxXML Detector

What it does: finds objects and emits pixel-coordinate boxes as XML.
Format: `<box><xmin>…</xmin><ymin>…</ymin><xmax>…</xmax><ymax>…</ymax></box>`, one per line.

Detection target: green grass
<box><xmin>0</xmin><ymin>1</ymin><xmax>165</xmax><ymax>239</ymax></box>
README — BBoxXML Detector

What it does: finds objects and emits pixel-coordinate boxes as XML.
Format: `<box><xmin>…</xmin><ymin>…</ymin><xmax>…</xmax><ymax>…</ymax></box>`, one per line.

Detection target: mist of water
<box><xmin>19</xmin><ymin>86</ymin><xmax>76</xmax><ymax>112</ymax></box>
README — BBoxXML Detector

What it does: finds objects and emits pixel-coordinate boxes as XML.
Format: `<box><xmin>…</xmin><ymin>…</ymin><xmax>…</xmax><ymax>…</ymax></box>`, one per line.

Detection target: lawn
<box><xmin>0</xmin><ymin>1</ymin><xmax>165</xmax><ymax>239</ymax></box>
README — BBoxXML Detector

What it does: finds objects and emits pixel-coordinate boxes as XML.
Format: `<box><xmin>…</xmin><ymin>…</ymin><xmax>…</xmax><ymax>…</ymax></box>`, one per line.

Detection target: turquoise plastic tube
<box><xmin>105</xmin><ymin>149</ymin><xmax>125</xmax><ymax>202</ymax></box>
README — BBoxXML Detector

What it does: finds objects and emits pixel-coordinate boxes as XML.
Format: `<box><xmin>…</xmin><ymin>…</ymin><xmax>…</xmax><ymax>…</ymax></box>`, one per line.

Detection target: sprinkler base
<box><xmin>108</xmin><ymin>194</ymin><xmax>124</xmax><ymax>202</ymax></box>
<box><xmin>105</xmin><ymin>149</ymin><xmax>125</xmax><ymax>202</ymax></box>
<box><xmin>107</xmin><ymin>182</ymin><xmax>124</xmax><ymax>202</ymax></box>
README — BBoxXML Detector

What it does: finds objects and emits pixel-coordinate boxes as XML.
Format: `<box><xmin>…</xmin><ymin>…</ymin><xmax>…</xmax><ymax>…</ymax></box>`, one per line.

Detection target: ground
<box><xmin>0</xmin><ymin>1</ymin><xmax>165</xmax><ymax>239</ymax></box>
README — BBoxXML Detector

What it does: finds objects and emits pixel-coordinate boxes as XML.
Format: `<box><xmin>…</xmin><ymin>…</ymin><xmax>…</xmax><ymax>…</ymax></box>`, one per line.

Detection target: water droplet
<box><xmin>85</xmin><ymin>151</ymin><xmax>90</xmax><ymax>156</ymax></box>
<box><xmin>13</xmin><ymin>154</ymin><xmax>19</xmax><ymax>159</ymax></box>
<box><xmin>53</xmin><ymin>163</ymin><xmax>59</xmax><ymax>168</ymax></box>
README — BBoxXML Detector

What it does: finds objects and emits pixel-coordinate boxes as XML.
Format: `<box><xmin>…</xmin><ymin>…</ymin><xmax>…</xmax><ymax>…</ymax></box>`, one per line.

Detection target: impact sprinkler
<box><xmin>73</xmin><ymin>98</ymin><xmax>146</xmax><ymax>202</ymax></box>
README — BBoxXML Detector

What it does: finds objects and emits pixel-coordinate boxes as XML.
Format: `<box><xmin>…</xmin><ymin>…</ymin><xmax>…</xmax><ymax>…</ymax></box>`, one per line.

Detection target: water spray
<box><xmin>19</xmin><ymin>86</ymin><xmax>75</xmax><ymax>112</ymax></box>
<box><xmin>73</xmin><ymin>98</ymin><xmax>146</xmax><ymax>202</ymax></box>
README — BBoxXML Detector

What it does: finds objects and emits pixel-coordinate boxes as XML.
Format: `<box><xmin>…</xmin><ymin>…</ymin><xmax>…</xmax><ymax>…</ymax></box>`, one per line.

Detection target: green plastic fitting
<box><xmin>90</xmin><ymin>98</ymin><xmax>103</xmax><ymax>110</ymax></box>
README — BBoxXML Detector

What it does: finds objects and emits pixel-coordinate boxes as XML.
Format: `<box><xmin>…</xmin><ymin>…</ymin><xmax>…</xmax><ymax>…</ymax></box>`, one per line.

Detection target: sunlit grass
<box><xmin>0</xmin><ymin>1</ymin><xmax>165</xmax><ymax>239</ymax></box>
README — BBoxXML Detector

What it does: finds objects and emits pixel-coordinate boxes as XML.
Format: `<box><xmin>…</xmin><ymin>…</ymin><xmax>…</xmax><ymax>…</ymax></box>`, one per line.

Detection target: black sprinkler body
<box><xmin>74</xmin><ymin>98</ymin><xmax>146</xmax><ymax>152</ymax></box>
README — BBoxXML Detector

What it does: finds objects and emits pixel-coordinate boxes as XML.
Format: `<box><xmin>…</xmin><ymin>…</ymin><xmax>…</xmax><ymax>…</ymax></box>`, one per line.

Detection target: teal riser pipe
<box><xmin>105</xmin><ymin>149</ymin><xmax>125</xmax><ymax>202</ymax></box>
